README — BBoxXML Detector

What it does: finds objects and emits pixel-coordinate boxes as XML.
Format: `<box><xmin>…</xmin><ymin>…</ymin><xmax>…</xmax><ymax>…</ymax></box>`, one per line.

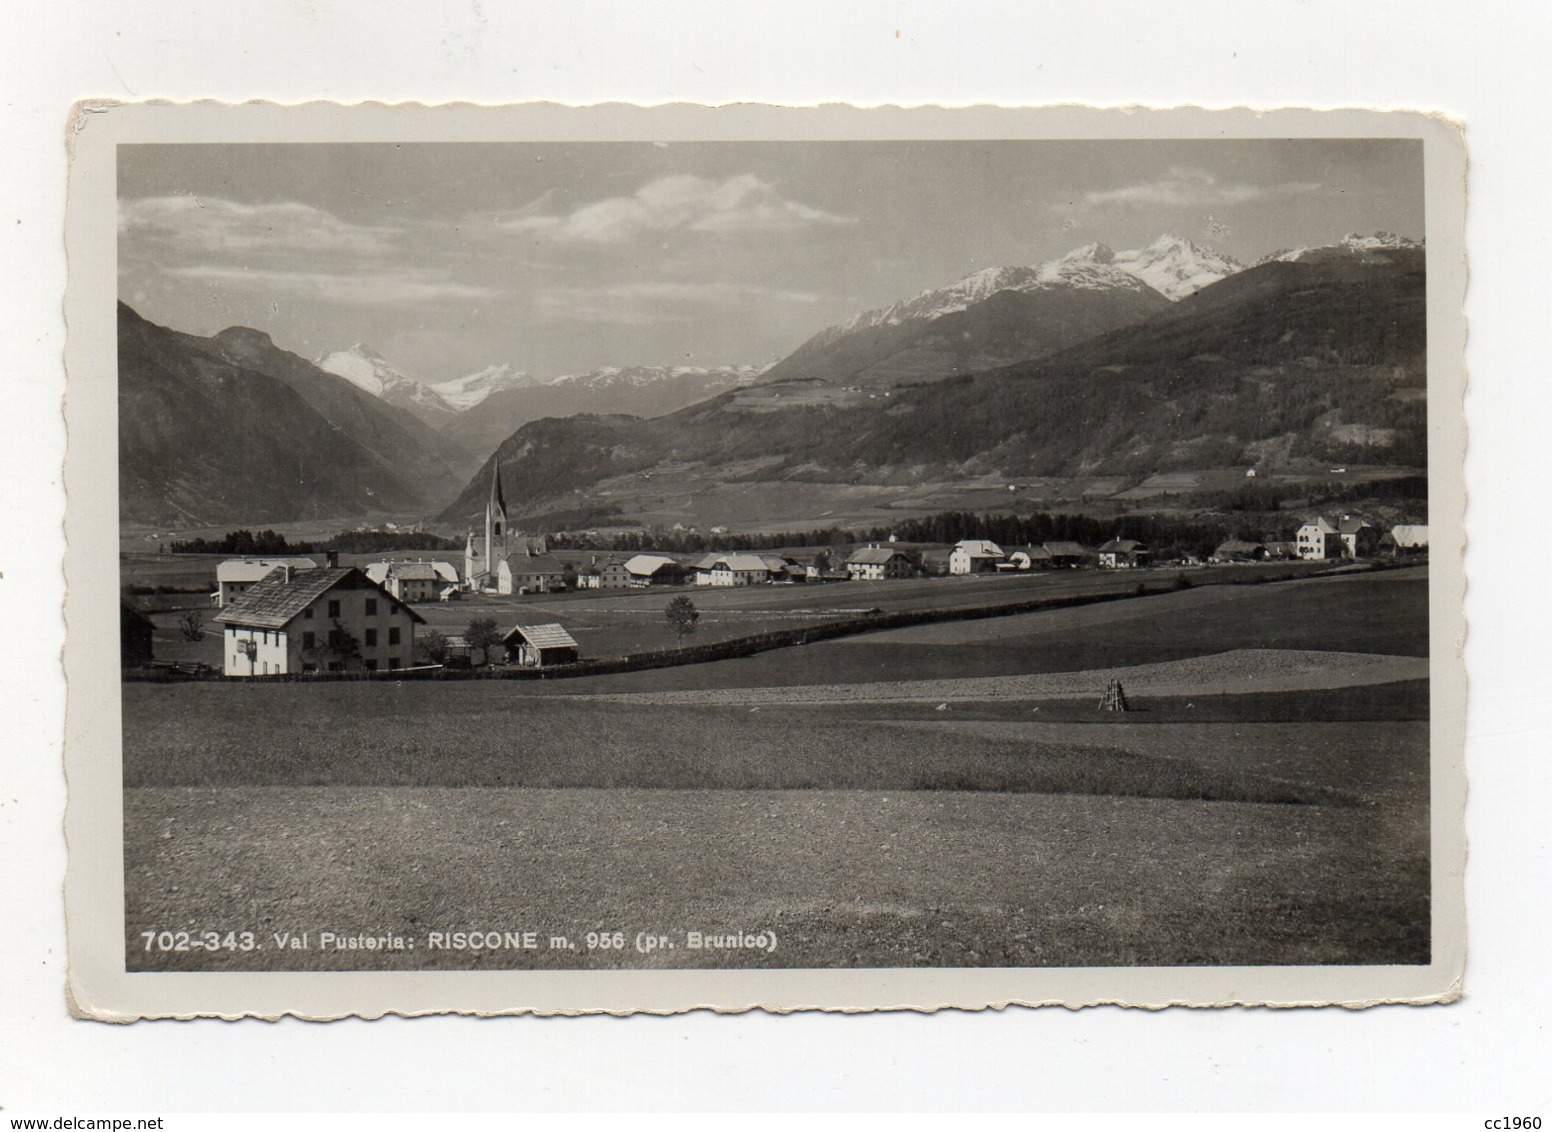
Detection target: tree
<box><xmin>414</xmin><ymin>629</ymin><xmax>451</xmax><ymax>666</ymax></box>
<box><xmin>664</xmin><ymin>595</ymin><xmax>700</xmax><ymax>646</ymax></box>
<box><xmin>178</xmin><ymin>609</ymin><xmax>206</xmax><ymax>642</ymax></box>
<box><xmin>465</xmin><ymin>617</ymin><xmax>503</xmax><ymax>667</ymax></box>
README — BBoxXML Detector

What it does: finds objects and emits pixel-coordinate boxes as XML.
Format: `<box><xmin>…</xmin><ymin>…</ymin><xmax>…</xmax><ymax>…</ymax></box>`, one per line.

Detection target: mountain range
<box><xmin>121</xmin><ymin>230</ymin><xmax>1424</xmax><ymax>531</ymax></box>
<box><xmin>753</xmin><ymin>235</ymin><xmax>1237</xmax><ymax>391</ymax></box>
<box><xmin>440</xmin><ymin>236</ymin><xmax>1426</xmax><ymax>527</ymax></box>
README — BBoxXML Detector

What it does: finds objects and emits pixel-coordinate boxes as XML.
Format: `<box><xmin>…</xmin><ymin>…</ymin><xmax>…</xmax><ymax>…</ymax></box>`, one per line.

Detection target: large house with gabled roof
<box><xmin>213</xmin><ymin>566</ymin><xmax>424</xmax><ymax>676</ymax></box>
<box><xmin>846</xmin><ymin>545</ymin><xmax>915</xmax><ymax>580</ymax></box>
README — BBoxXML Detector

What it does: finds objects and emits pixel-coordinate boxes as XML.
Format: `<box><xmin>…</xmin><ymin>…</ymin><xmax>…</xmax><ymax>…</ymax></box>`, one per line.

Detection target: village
<box><xmin>120</xmin><ymin>462</ymin><xmax>1430</xmax><ymax>681</ymax></box>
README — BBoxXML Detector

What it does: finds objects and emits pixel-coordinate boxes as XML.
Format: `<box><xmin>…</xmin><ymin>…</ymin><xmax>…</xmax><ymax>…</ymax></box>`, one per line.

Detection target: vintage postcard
<box><xmin>64</xmin><ymin>102</ymin><xmax>1465</xmax><ymax>1018</ymax></box>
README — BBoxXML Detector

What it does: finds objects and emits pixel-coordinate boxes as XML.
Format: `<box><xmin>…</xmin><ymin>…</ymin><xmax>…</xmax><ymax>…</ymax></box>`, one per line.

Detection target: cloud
<box><xmin>1076</xmin><ymin>167</ymin><xmax>1322</xmax><ymax>210</ymax></box>
<box><xmin>165</xmin><ymin>265</ymin><xmax>499</xmax><ymax>306</ymax></box>
<box><xmin>535</xmin><ymin>280</ymin><xmax>839</xmax><ymax>324</ymax></box>
<box><xmin>120</xmin><ymin>196</ymin><xmax>401</xmax><ymax>256</ymax></box>
<box><xmin>497</xmin><ymin>174</ymin><xmax>856</xmax><ymax>244</ymax></box>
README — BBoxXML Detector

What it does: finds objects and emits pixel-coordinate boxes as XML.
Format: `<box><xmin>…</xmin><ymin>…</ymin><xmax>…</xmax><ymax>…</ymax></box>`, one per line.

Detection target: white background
<box><xmin>2</xmin><ymin>0</ymin><xmax>1548</xmax><ymax>1113</ymax></box>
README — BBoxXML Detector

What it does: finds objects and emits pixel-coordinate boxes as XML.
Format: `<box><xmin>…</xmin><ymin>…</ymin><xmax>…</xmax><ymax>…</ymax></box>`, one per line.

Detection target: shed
<box><xmin>503</xmin><ymin>623</ymin><xmax>581</xmax><ymax>667</ymax></box>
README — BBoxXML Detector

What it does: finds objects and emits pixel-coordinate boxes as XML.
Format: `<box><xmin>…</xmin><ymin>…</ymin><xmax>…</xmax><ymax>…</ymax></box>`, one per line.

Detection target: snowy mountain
<box><xmin>315</xmin><ymin>345</ymin><xmax>458</xmax><ymax>426</ymax></box>
<box><xmin>1260</xmin><ymin>232</ymin><xmax>1425</xmax><ymax>265</ymax></box>
<box><xmin>1109</xmin><ymin>234</ymin><xmax>1245</xmax><ymax>300</ymax></box>
<box><xmin>758</xmin><ymin>239</ymin><xmax>1178</xmax><ymax>391</ymax></box>
<box><xmin>427</xmin><ymin>363</ymin><xmax>540</xmax><ymax>412</ymax></box>
<box><xmin>440</xmin><ymin>363</ymin><xmax>767</xmax><ymax>457</ymax></box>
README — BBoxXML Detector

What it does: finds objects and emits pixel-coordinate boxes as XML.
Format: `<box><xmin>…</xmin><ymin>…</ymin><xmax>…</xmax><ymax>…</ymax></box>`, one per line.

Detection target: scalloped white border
<box><xmin>62</xmin><ymin>101</ymin><xmax>1468</xmax><ymax>1020</ymax></box>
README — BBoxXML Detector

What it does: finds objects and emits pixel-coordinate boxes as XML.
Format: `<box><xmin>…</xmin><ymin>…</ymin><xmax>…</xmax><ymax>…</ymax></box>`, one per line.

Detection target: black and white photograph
<box><xmin>64</xmin><ymin>103</ymin><xmax>1465</xmax><ymax>1016</ymax></box>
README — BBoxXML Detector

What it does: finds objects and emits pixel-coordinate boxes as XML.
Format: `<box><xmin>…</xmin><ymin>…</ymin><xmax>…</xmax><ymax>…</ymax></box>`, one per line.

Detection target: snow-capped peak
<box><xmin>316</xmin><ymin>344</ymin><xmax>409</xmax><ymax>398</ymax></box>
<box><xmin>315</xmin><ymin>344</ymin><xmax>458</xmax><ymax>422</ymax></box>
<box><xmin>428</xmin><ymin>363</ymin><xmax>540</xmax><ymax>411</ymax></box>
<box><xmin>1110</xmin><ymin>234</ymin><xmax>1244</xmax><ymax>300</ymax></box>
<box><xmin>1259</xmin><ymin>232</ymin><xmax>1424</xmax><ymax>265</ymax></box>
<box><xmin>1340</xmin><ymin>231</ymin><xmax>1422</xmax><ymax>251</ymax></box>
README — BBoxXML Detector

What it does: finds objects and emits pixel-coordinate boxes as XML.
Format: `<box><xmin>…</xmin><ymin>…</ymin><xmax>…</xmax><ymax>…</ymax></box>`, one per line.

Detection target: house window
<box><xmin>364</xmin><ymin>628</ymin><xmax>378</xmax><ymax>647</ymax></box>
<box><xmin>327</xmin><ymin>662</ymin><xmax>343</xmax><ymax>672</ymax></box>
<box><xmin>303</xmin><ymin>607</ymin><xmax>314</xmax><ymax>619</ymax></box>
<box><xmin>302</xmin><ymin>631</ymin><xmax>316</xmax><ymax>650</ymax></box>
<box><xmin>327</xmin><ymin>599</ymin><xmax>341</xmax><ymax>618</ymax></box>
<box><xmin>388</xmin><ymin>626</ymin><xmax>401</xmax><ymax>646</ymax></box>
<box><xmin>366</xmin><ymin>598</ymin><xmax>377</xmax><ymax>616</ymax></box>
<box><xmin>364</xmin><ymin>659</ymin><xmax>377</xmax><ymax>672</ymax></box>
<box><xmin>302</xmin><ymin>662</ymin><xmax>317</xmax><ymax>674</ymax></box>
<box><xmin>388</xmin><ymin>657</ymin><xmax>399</xmax><ymax>670</ymax></box>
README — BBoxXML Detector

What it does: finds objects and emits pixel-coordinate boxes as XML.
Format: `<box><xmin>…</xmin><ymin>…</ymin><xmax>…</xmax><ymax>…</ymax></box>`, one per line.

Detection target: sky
<box><xmin>118</xmin><ymin>139</ymin><xmax>1424</xmax><ymax>382</ymax></box>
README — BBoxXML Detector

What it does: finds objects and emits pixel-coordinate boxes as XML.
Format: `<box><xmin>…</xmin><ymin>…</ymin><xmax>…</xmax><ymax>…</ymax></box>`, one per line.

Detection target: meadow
<box><xmin>120</xmin><ymin>566</ymin><xmax>1431</xmax><ymax>972</ymax></box>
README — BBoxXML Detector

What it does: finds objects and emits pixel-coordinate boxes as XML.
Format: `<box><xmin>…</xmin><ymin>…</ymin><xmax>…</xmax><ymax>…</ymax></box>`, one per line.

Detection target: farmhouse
<box><xmin>624</xmin><ymin>554</ymin><xmax>687</xmax><ymax>587</ymax></box>
<box><xmin>213</xmin><ymin>566</ymin><xmax>424</xmax><ymax>677</ymax></box>
<box><xmin>846</xmin><ymin>545</ymin><xmax>914</xmax><ymax>581</ymax></box>
<box><xmin>1382</xmin><ymin>524</ymin><xmax>1429</xmax><ymax>556</ymax></box>
<box><xmin>758</xmin><ymin>554</ymin><xmax>802</xmax><ymax>581</ymax></box>
<box><xmin>502</xmin><ymin>623</ymin><xmax>581</xmax><ymax>668</ymax></box>
<box><xmin>578</xmin><ymin>556</ymin><xmax>634</xmax><ymax>590</ymax></box>
<box><xmin>212</xmin><ymin>557</ymin><xmax>318</xmax><ymax>607</ymax></box>
<box><xmin>1338</xmin><ymin>517</ymin><xmax>1380</xmax><ymax>558</ymax></box>
<box><xmin>1097</xmin><ymin>539</ymin><xmax>1151</xmax><ymax>568</ymax></box>
<box><xmin>1042</xmin><ymin>541</ymin><xmax>1090</xmax><ymax>568</ymax></box>
<box><xmin>498</xmin><ymin>550</ymin><xmax>569</xmax><ymax>595</ymax></box>
<box><xmin>693</xmin><ymin>553</ymin><xmax>771</xmax><ymax>586</ymax></box>
<box><xmin>998</xmin><ymin>546</ymin><xmax>1053</xmax><ymax>571</ymax></box>
<box><xmin>120</xmin><ymin>601</ymin><xmax>155</xmax><ymax>667</ymax></box>
<box><xmin>1295</xmin><ymin>517</ymin><xmax>1343</xmax><ymax>561</ymax></box>
<box><xmin>365</xmin><ymin>559</ymin><xmax>460</xmax><ymax>603</ymax></box>
<box><xmin>1212</xmin><ymin>538</ymin><xmax>1268</xmax><ymax>563</ymax></box>
<box><xmin>948</xmin><ymin>540</ymin><xmax>1006</xmax><ymax>575</ymax></box>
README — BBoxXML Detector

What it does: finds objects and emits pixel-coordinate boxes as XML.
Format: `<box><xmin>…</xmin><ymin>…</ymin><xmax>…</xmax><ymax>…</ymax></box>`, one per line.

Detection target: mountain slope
<box><xmin>441</xmin><ymin>364</ymin><xmax>764</xmax><ymax>458</ymax></box>
<box><xmin>756</xmin><ymin>239</ymin><xmax>1204</xmax><ymax>391</ymax></box>
<box><xmin>439</xmin><ymin>240</ymin><xmax>1425</xmax><ymax>526</ymax></box>
<box><xmin>120</xmin><ymin>304</ymin><xmax>471</xmax><ymax>525</ymax></box>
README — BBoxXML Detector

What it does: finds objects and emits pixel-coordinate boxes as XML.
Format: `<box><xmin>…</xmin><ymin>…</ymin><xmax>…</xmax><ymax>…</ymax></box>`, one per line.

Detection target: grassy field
<box><xmin>120</xmin><ymin>565</ymin><xmax>1431</xmax><ymax>972</ymax></box>
<box><xmin>507</xmin><ymin>567</ymin><xmax>1427</xmax><ymax>695</ymax></box>
<box><xmin>133</xmin><ymin>557</ymin><xmax>1339</xmax><ymax>671</ymax></box>
<box><xmin>122</xmin><ymin>688</ymin><xmax>1429</xmax><ymax>970</ymax></box>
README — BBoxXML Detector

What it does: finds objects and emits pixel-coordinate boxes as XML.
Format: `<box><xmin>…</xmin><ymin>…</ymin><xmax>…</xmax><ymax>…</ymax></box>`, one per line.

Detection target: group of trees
<box><xmin>169</xmin><ymin>529</ymin><xmax>305</xmax><ymax>555</ymax></box>
<box><xmin>167</xmin><ymin>528</ymin><xmax>462</xmax><ymax>556</ymax></box>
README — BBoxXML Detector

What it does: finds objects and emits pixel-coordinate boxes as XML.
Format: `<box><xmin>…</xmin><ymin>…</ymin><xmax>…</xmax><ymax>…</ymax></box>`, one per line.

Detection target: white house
<box><xmin>693</xmin><ymin>553</ymin><xmax>771</xmax><ymax>586</ymax></box>
<box><xmin>213</xmin><ymin>566</ymin><xmax>424</xmax><ymax>676</ymax></box>
<box><xmin>948</xmin><ymin>540</ymin><xmax>1005</xmax><ymax>575</ymax></box>
<box><xmin>212</xmin><ymin>557</ymin><xmax>318</xmax><ymax>607</ymax></box>
<box><xmin>365</xmin><ymin>559</ymin><xmax>460</xmax><ymax>603</ymax></box>
<box><xmin>846</xmin><ymin>545</ymin><xmax>914</xmax><ymax>580</ymax></box>
<box><xmin>1295</xmin><ymin>517</ymin><xmax>1343</xmax><ymax>561</ymax></box>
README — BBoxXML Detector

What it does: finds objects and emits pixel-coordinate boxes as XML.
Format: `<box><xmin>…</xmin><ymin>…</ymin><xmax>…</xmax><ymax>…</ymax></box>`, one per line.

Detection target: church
<box><xmin>462</xmin><ymin>460</ymin><xmax>555</xmax><ymax>594</ymax></box>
